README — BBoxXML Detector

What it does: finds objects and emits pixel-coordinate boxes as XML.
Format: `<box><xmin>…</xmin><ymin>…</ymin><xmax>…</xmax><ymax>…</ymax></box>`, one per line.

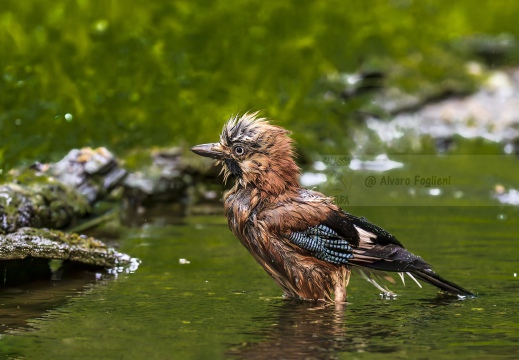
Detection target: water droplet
<box><xmin>65</xmin><ymin>113</ymin><xmax>73</xmax><ymax>121</ymax></box>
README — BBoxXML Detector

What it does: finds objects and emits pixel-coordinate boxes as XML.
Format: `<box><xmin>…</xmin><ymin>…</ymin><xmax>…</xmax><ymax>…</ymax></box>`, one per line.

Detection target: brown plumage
<box><xmin>191</xmin><ymin>113</ymin><xmax>474</xmax><ymax>302</ymax></box>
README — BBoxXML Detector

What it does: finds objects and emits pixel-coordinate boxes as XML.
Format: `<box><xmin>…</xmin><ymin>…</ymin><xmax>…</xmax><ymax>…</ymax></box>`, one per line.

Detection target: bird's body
<box><xmin>226</xmin><ymin>185</ymin><xmax>349</xmax><ymax>301</ymax></box>
<box><xmin>191</xmin><ymin>113</ymin><xmax>474</xmax><ymax>302</ymax></box>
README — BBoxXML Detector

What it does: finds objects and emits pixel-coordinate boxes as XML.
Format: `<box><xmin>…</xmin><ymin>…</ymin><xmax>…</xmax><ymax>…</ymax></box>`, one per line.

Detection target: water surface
<box><xmin>1</xmin><ymin>201</ymin><xmax>517</xmax><ymax>359</ymax></box>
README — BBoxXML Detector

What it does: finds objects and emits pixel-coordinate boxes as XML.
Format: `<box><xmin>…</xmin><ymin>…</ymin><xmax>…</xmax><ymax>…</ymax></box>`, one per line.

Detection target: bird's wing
<box><xmin>288</xmin><ymin>224</ymin><xmax>354</xmax><ymax>265</ymax></box>
<box><xmin>286</xmin><ymin>208</ymin><xmax>473</xmax><ymax>297</ymax></box>
<box><xmin>322</xmin><ymin>210</ymin><xmax>430</xmax><ymax>273</ymax></box>
<box><xmin>286</xmin><ymin>209</ymin><xmax>424</xmax><ymax>270</ymax></box>
<box><xmin>286</xmin><ymin>213</ymin><xmax>412</xmax><ymax>295</ymax></box>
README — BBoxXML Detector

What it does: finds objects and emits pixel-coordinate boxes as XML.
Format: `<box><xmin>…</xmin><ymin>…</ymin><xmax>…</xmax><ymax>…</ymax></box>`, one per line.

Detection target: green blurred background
<box><xmin>1</xmin><ymin>0</ymin><xmax>518</xmax><ymax>170</ymax></box>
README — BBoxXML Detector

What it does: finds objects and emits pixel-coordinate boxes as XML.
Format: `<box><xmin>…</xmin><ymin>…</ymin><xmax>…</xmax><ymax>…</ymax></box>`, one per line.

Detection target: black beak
<box><xmin>190</xmin><ymin>143</ymin><xmax>224</xmax><ymax>160</ymax></box>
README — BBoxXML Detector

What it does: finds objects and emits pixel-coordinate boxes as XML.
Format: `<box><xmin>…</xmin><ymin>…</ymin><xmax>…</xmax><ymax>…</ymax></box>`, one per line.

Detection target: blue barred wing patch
<box><xmin>288</xmin><ymin>225</ymin><xmax>353</xmax><ymax>265</ymax></box>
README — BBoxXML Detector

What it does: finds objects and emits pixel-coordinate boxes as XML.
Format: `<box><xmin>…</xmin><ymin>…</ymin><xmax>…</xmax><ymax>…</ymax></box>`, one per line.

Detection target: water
<box><xmin>0</xmin><ymin>198</ymin><xmax>517</xmax><ymax>359</ymax></box>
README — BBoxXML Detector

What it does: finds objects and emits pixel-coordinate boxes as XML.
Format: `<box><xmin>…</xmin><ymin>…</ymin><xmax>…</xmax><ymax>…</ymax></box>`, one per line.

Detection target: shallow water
<box><xmin>1</xmin><ymin>198</ymin><xmax>518</xmax><ymax>359</ymax></box>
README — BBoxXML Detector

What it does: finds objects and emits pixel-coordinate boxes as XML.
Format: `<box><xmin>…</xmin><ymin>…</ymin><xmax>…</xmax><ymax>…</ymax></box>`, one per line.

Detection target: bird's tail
<box><xmin>351</xmin><ymin>243</ymin><xmax>475</xmax><ymax>297</ymax></box>
<box><xmin>410</xmin><ymin>268</ymin><xmax>475</xmax><ymax>298</ymax></box>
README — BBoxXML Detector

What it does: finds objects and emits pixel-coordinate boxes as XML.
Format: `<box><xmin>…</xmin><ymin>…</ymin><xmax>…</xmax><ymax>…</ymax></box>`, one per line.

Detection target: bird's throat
<box><xmin>224</xmin><ymin>158</ymin><xmax>243</xmax><ymax>177</ymax></box>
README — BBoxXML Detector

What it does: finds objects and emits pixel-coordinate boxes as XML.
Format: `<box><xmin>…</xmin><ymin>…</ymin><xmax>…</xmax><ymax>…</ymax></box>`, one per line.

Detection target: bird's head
<box><xmin>191</xmin><ymin>113</ymin><xmax>300</xmax><ymax>196</ymax></box>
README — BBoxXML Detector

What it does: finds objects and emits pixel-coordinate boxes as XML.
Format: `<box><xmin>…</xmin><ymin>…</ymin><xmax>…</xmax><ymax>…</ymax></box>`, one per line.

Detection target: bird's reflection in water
<box><xmin>226</xmin><ymin>300</ymin><xmax>400</xmax><ymax>360</ymax></box>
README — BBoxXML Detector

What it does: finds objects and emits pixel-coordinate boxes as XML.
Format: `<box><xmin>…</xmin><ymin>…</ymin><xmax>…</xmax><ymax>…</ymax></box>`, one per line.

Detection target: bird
<box><xmin>191</xmin><ymin>113</ymin><xmax>474</xmax><ymax>302</ymax></box>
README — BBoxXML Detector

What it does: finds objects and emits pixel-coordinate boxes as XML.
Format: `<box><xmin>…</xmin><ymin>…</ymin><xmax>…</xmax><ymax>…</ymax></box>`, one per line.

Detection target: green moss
<box><xmin>0</xmin><ymin>227</ymin><xmax>130</xmax><ymax>267</ymax></box>
<box><xmin>1</xmin><ymin>1</ymin><xmax>519</xmax><ymax>173</ymax></box>
<box><xmin>0</xmin><ymin>171</ymin><xmax>90</xmax><ymax>234</ymax></box>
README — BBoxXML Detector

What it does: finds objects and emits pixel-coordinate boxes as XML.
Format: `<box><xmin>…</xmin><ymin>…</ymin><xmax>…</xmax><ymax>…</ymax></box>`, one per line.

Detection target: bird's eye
<box><xmin>234</xmin><ymin>146</ymin><xmax>244</xmax><ymax>156</ymax></box>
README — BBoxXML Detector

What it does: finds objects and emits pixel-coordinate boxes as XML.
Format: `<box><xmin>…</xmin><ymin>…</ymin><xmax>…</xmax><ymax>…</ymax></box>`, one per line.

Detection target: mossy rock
<box><xmin>0</xmin><ymin>227</ymin><xmax>132</xmax><ymax>267</ymax></box>
<box><xmin>0</xmin><ymin>179</ymin><xmax>90</xmax><ymax>235</ymax></box>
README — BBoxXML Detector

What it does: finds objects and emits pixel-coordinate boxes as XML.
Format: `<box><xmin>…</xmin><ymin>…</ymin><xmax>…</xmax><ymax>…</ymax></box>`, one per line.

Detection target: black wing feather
<box><xmin>289</xmin><ymin>209</ymin><xmax>474</xmax><ymax>297</ymax></box>
<box><xmin>323</xmin><ymin>210</ymin><xmax>403</xmax><ymax>247</ymax></box>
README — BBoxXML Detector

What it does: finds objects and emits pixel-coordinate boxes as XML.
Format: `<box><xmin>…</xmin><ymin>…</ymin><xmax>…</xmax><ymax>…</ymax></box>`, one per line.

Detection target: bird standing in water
<box><xmin>191</xmin><ymin>113</ymin><xmax>474</xmax><ymax>302</ymax></box>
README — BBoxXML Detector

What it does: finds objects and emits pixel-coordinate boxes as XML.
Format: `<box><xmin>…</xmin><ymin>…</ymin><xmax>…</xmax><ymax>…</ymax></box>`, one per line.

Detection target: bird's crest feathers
<box><xmin>222</xmin><ymin>112</ymin><xmax>267</xmax><ymax>145</ymax></box>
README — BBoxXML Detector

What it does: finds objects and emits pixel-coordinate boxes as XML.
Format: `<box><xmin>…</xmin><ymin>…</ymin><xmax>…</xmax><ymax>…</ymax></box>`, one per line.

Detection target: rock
<box><xmin>365</xmin><ymin>67</ymin><xmax>519</xmax><ymax>151</ymax></box>
<box><xmin>0</xmin><ymin>227</ymin><xmax>137</xmax><ymax>287</ymax></box>
<box><xmin>33</xmin><ymin>147</ymin><xmax>127</xmax><ymax>204</ymax></box>
<box><xmin>0</xmin><ymin>178</ymin><xmax>90</xmax><ymax>235</ymax></box>
<box><xmin>123</xmin><ymin>147</ymin><xmax>188</xmax><ymax>204</ymax></box>
<box><xmin>123</xmin><ymin>147</ymin><xmax>222</xmax><ymax>206</ymax></box>
<box><xmin>0</xmin><ymin>147</ymin><xmax>126</xmax><ymax>236</ymax></box>
<box><xmin>0</xmin><ymin>227</ymin><xmax>132</xmax><ymax>267</ymax></box>
<box><xmin>317</xmin><ymin>66</ymin><xmax>475</xmax><ymax>119</ymax></box>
